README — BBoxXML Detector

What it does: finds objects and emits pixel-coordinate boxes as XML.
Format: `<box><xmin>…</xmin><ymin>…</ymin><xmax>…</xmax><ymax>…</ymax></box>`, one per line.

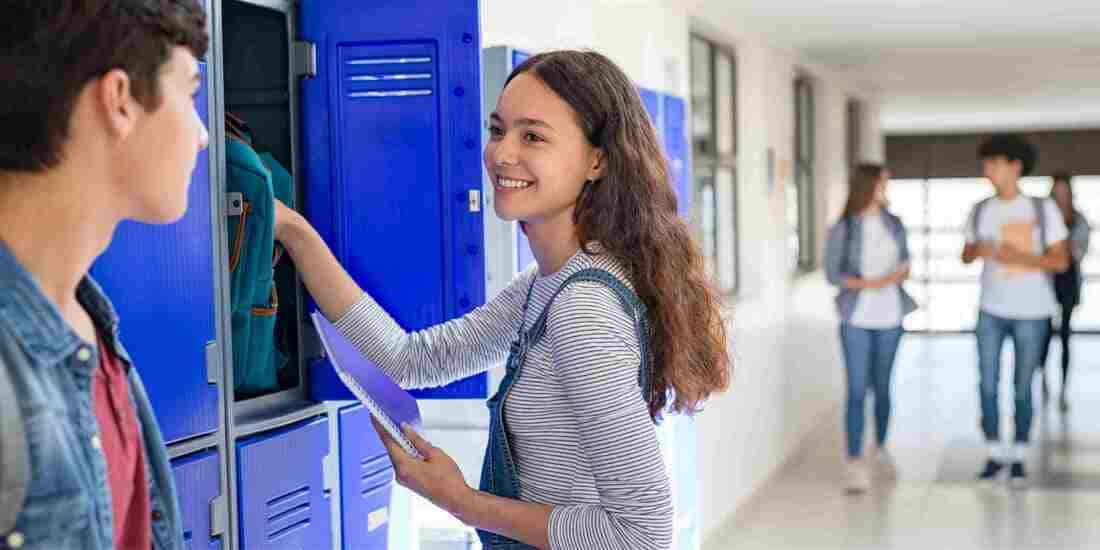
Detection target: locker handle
<box><xmin>468</xmin><ymin>189</ymin><xmax>481</xmax><ymax>213</ymax></box>
<box><xmin>210</xmin><ymin>494</ymin><xmax>227</xmax><ymax>538</ymax></box>
<box><xmin>204</xmin><ymin>341</ymin><xmax>220</xmax><ymax>385</ymax></box>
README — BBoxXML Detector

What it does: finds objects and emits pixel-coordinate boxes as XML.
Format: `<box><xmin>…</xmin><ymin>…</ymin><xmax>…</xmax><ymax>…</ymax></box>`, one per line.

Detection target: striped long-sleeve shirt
<box><xmin>333</xmin><ymin>248</ymin><xmax>673</xmax><ymax>550</ymax></box>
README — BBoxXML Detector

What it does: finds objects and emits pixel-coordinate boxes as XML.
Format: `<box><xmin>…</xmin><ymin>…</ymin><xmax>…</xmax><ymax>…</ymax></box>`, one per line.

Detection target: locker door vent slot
<box><xmin>344</xmin><ymin>55</ymin><xmax>435</xmax><ymax>100</ymax></box>
<box><xmin>265</xmin><ymin>485</ymin><xmax>313</xmax><ymax>541</ymax></box>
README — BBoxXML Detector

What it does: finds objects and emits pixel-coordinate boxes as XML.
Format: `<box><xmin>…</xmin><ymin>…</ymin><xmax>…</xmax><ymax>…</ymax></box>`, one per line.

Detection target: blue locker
<box><xmin>338</xmin><ymin>405</ymin><xmax>394</xmax><ymax>550</ymax></box>
<box><xmin>512</xmin><ymin>50</ymin><xmax>531</xmax><ymax>67</ymax></box>
<box><xmin>171</xmin><ymin>449</ymin><xmax>223</xmax><ymax>550</ymax></box>
<box><xmin>300</xmin><ymin>0</ymin><xmax>487</xmax><ymax>401</ymax></box>
<box><xmin>236</xmin><ymin>417</ymin><xmax>332</xmax><ymax>549</ymax></box>
<box><xmin>89</xmin><ymin>62</ymin><xmax>219</xmax><ymax>444</ymax></box>
<box><xmin>638</xmin><ymin>87</ymin><xmax>661</xmax><ymax>129</ymax></box>
<box><xmin>661</xmin><ymin>94</ymin><xmax>692</xmax><ymax>218</ymax></box>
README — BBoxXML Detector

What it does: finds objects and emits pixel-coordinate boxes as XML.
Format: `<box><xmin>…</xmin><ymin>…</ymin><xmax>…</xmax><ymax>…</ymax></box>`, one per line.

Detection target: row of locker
<box><xmin>174</xmin><ymin>405</ymin><xmax>391</xmax><ymax>549</ymax></box>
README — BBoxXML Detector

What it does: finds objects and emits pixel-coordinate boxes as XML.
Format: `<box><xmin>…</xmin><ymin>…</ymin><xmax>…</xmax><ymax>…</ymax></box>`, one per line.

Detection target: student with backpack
<box><xmin>274</xmin><ymin>50</ymin><xmax>731</xmax><ymax>549</ymax></box>
<box><xmin>825</xmin><ymin>164</ymin><xmax>917</xmax><ymax>494</ymax></box>
<box><xmin>962</xmin><ymin>135</ymin><xmax>1069</xmax><ymax>487</ymax></box>
<box><xmin>0</xmin><ymin>1</ymin><xmax>209</xmax><ymax>548</ymax></box>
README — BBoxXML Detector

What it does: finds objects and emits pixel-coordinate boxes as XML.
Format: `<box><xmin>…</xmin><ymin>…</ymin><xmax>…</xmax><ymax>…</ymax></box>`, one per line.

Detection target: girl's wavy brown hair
<box><xmin>508</xmin><ymin>50</ymin><xmax>730</xmax><ymax>419</ymax></box>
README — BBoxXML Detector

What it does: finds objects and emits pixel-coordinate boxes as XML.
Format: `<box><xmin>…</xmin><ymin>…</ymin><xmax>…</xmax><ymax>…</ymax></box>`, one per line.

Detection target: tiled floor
<box><xmin>711</xmin><ymin>334</ymin><xmax>1100</xmax><ymax>550</ymax></box>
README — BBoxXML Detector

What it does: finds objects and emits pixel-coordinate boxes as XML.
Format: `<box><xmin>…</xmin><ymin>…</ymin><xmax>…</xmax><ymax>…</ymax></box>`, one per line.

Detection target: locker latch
<box><xmin>293</xmin><ymin>41</ymin><xmax>317</xmax><ymax>79</ymax></box>
<box><xmin>468</xmin><ymin>189</ymin><xmax>481</xmax><ymax>213</ymax></box>
<box><xmin>204</xmin><ymin>341</ymin><xmax>220</xmax><ymax>385</ymax></box>
<box><xmin>322</xmin><ymin>452</ymin><xmax>338</xmax><ymax>493</ymax></box>
<box><xmin>209</xmin><ymin>494</ymin><xmax>227</xmax><ymax>538</ymax></box>
<box><xmin>226</xmin><ymin>192</ymin><xmax>244</xmax><ymax>216</ymax></box>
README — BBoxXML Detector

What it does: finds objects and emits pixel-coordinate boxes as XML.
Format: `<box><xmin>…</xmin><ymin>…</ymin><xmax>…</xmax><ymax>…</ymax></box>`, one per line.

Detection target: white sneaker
<box><xmin>873</xmin><ymin>447</ymin><xmax>898</xmax><ymax>480</ymax></box>
<box><xmin>845</xmin><ymin>459</ymin><xmax>871</xmax><ymax>494</ymax></box>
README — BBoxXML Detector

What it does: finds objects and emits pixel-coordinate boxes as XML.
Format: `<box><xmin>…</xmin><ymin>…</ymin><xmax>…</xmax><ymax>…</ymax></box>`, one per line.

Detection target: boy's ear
<box><xmin>94</xmin><ymin>68</ymin><xmax>141</xmax><ymax>139</ymax></box>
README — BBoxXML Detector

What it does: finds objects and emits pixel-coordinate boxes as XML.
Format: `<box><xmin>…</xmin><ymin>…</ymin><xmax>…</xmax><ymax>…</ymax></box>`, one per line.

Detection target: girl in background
<box><xmin>825</xmin><ymin>164</ymin><xmax>918</xmax><ymax>494</ymax></box>
<box><xmin>1040</xmin><ymin>172</ymin><xmax>1090</xmax><ymax>411</ymax></box>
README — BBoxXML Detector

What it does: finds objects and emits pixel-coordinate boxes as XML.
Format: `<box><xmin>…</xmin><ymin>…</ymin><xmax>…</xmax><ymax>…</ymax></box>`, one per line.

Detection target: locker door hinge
<box><xmin>293</xmin><ymin>41</ymin><xmax>317</xmax><ymax>79</ymax></box>
<box><xmin>210</xmin><ymin>494</ymin><xmax>227</xmax><ymax>538</ymax></box>
<box><xmin>322</xmin><ymin>452</ymin><xmax>338</xmax><ymax>493</ymax></box>
<box><xmin>204</xmin><ymin>341</ymin><xmax>220</xmax><ymax>385</ymax></box>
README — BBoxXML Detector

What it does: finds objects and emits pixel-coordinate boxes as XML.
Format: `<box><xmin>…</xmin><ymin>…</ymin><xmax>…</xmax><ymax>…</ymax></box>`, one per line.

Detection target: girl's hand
<box><xmin>370</xmin><ymin>418</ymin><xmax>474</xmax><ymax>517</ymax></box>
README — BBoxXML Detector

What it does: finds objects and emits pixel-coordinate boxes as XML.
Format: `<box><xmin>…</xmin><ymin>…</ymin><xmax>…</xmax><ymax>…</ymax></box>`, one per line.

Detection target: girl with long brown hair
<box><xmin>825</xmin><ymin>164</ymin><xmax>917</xmax><ymax>494</ymax></box>
<box><xmin>273</xmin><ymin>50</ymin><xmax>729</xmax><ymax>549</ymax></box>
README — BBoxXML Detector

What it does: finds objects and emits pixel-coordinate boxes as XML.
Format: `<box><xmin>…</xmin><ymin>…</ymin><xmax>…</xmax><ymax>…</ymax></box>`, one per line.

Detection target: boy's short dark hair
<box><xmin>977</xmin><ymin>134</ymin><xmax>1037</xmax><ymax>177</ymax></box>
<box><xmin>0</xmin><ymin>1</ymin><xmax>209</xmax><ymax>172</ymax></box>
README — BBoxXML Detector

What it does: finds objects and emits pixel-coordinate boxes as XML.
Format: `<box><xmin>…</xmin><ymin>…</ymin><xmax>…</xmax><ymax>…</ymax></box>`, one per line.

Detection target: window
<box><xmin>690</xmin><ymin>35</ymin><xmax>738</xmax><ymax>294</ymax></box>
<box><xmin>889</xmin><ymin>175</ymin><xmax>1100</xmax><ymax>333</ymax></box>
<box><xmin>847</xmin><ymin>99</ymin><xmax>863</xmax><ymax>171</ymax></box>
<box><xmin>792</xmin><ymin>76</ymin><xmax>816</xmax><ymax>272</ymax></box>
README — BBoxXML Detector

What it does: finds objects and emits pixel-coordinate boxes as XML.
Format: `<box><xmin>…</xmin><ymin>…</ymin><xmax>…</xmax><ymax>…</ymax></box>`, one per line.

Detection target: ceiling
<box><xmin>685</xmin><ymin>0</ymin><xmax>1100</xmax><ymax>134</ymax></box>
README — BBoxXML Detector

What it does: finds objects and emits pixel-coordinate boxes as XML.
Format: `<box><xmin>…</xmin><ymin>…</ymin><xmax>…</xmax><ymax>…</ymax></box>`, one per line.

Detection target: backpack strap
<box><xmin>971</xmin><ymin>197</ymin><xmax>991</xmax><ymax>241</ymax></box>
<box><xmin>0</xmin><ymin>329</ymin><xmax>28</xmax><ymax>534</ymax></box>
<box><xmin>1032</xmin><ymin>196</ymin><xmax>1048</xmax><ymax>252</ymax></box>
<box><xmin>523</xmin><ymin>267</ymin><xmax>654</xmax><ymax>408</ymax></box>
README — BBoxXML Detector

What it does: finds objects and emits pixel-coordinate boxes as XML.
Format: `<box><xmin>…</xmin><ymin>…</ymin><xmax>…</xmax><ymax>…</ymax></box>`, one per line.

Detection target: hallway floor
<box><xmin>712</xmin><ymin>335</ymin><xmax>1100</xmax><ymax>550</ymax></box>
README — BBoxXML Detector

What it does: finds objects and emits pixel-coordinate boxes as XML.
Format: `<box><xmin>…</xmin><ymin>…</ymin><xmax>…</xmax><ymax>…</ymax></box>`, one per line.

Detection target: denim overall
<box><xmin>477</xmin><ymin>268</ymin><xmax>654</xmax><ymax>549</ymax></box>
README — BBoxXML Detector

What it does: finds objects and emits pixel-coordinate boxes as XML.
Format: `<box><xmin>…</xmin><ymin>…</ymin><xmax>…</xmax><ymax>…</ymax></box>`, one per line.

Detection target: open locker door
<box><xmin>299</xmin><ymin>0</ymin><xmax>487</xmax><ymax>400</ymax></box>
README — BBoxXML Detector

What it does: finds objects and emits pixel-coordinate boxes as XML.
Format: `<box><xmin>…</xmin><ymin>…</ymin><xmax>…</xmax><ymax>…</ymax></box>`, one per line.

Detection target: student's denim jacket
<box><xmin>0</xmin><ymin>242</ymin><xmax>184</xmax><ymax>549</ymax></box>
<box><xmin>824</xmin><ymin>212</ymin><xmax>919</xmax><ymax>323</ymax></box>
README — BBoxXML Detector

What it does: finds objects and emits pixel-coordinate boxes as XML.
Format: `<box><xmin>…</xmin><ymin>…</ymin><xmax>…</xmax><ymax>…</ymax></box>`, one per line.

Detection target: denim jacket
<box><xmin>0</xmin><ymin>241</ymin><xmax>183</xmax><ymax>549</ymax></box>
<box><xmin>824</xmin><ymin>212</ymin><xmax>919</xmax><ymax>322</ymax></box>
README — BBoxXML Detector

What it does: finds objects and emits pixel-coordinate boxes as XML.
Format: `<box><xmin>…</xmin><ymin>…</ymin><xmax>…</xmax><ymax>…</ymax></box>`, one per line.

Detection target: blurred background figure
<box><xmin>826</xmin><ymin>164</ymin><xmax>917</xmax><ymax>494</ymax></box>
<box><xmin>1040</xmin><ymin>172</ymin><xmax>1091</xmax><ymax>411</ymax></box>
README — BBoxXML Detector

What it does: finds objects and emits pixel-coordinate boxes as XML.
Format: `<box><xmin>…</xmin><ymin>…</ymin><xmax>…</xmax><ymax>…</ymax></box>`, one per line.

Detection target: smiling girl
<box><xmin>274</xmin><ymin>50</ymin><xmax>730</xmax><ymax>550</ymax></box>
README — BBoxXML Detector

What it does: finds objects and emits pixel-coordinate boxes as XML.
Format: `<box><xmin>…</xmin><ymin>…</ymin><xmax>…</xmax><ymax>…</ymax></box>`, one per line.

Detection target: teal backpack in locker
<box><xmin>226</xmin><ymin>118</ymin><xmax>294</xmax><ymax>395</ymax></box>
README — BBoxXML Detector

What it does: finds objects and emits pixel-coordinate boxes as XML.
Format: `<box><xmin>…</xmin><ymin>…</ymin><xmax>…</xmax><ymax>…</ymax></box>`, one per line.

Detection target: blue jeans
<box><xmin>840</xmin><ymin>324</ymin><xmax>904</xmax><ymax>459</ymax></box>
<box><xmin>976</xmin><ymin>311</ymin><xmax>1049</xmax><ymax>444</ymax></box>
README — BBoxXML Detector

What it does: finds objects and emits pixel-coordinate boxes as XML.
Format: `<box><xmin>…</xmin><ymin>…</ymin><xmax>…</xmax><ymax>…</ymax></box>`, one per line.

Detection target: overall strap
<box><xmin>523</xmin><ymin>268</ymin><xmax>654</xmax><ymax>405</ymax></box>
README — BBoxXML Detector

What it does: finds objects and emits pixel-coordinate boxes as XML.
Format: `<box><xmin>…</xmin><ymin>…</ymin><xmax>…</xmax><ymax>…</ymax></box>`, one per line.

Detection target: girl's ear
<box><xmin>587</xmin><ymin>148</ymin><xmax>606</xmax><ymax>181</ymax></box>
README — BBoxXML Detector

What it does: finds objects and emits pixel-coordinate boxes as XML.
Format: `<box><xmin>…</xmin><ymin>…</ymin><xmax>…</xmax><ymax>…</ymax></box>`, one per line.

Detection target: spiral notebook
<box><xmin>311</xmin><ymin>311</ymin><xmax>424</xmax><ymax>459</ymax></box>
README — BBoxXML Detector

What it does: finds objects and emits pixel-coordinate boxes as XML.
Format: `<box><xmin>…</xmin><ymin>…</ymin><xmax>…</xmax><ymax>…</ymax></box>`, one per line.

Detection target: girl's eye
<box><xmin>523</xmin><ymin>132</ymin><xmax>544</xmax><ymax>143</ymax></box>
<box><xmin>489</xmin><ymin>126</ymin><xmax>504</xmax><ymax>138</ymax></box>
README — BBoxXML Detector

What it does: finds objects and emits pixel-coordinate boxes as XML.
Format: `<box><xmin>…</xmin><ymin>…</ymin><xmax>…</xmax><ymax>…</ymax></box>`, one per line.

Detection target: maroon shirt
<box><xmin>92</xmin><ymin>336</ymin><xmax>153</xmax><ymax>550</ymax></box>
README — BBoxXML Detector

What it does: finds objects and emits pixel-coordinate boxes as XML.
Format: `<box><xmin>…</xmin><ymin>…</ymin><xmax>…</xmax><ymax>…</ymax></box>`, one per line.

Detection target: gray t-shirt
<box><xmin>966</xmin><ymin>196</ymin><xmax>1068</xmax><ymax>319</ymax></box>
<box><xmin>850</xmin><ymin>214</ymin><xmax>903</xmax><ymax>329</ymax></box>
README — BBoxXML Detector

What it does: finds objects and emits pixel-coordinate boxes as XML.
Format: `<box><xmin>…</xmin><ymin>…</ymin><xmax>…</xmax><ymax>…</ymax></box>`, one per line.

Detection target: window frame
<box><xmin>690</xmin><ymin>34</ymin><xmax>739</xmax><ymax>296</ymax></box>
<box><xmin>792</xmin><ymin>74</ymin><xmax>816</xmax><ymax>273</ymax></box>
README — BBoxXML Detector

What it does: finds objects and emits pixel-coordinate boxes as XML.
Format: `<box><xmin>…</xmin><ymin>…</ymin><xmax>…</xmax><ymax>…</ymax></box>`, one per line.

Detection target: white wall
<box><xmin>690</xmin><ymin>22</ymin><xmax>886</xmax><ymax>547</ymax></box>
<box><xmin>418</xmin><ymin>1</ymin><xmax>885</xmax><ymax>547</ymax></box>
